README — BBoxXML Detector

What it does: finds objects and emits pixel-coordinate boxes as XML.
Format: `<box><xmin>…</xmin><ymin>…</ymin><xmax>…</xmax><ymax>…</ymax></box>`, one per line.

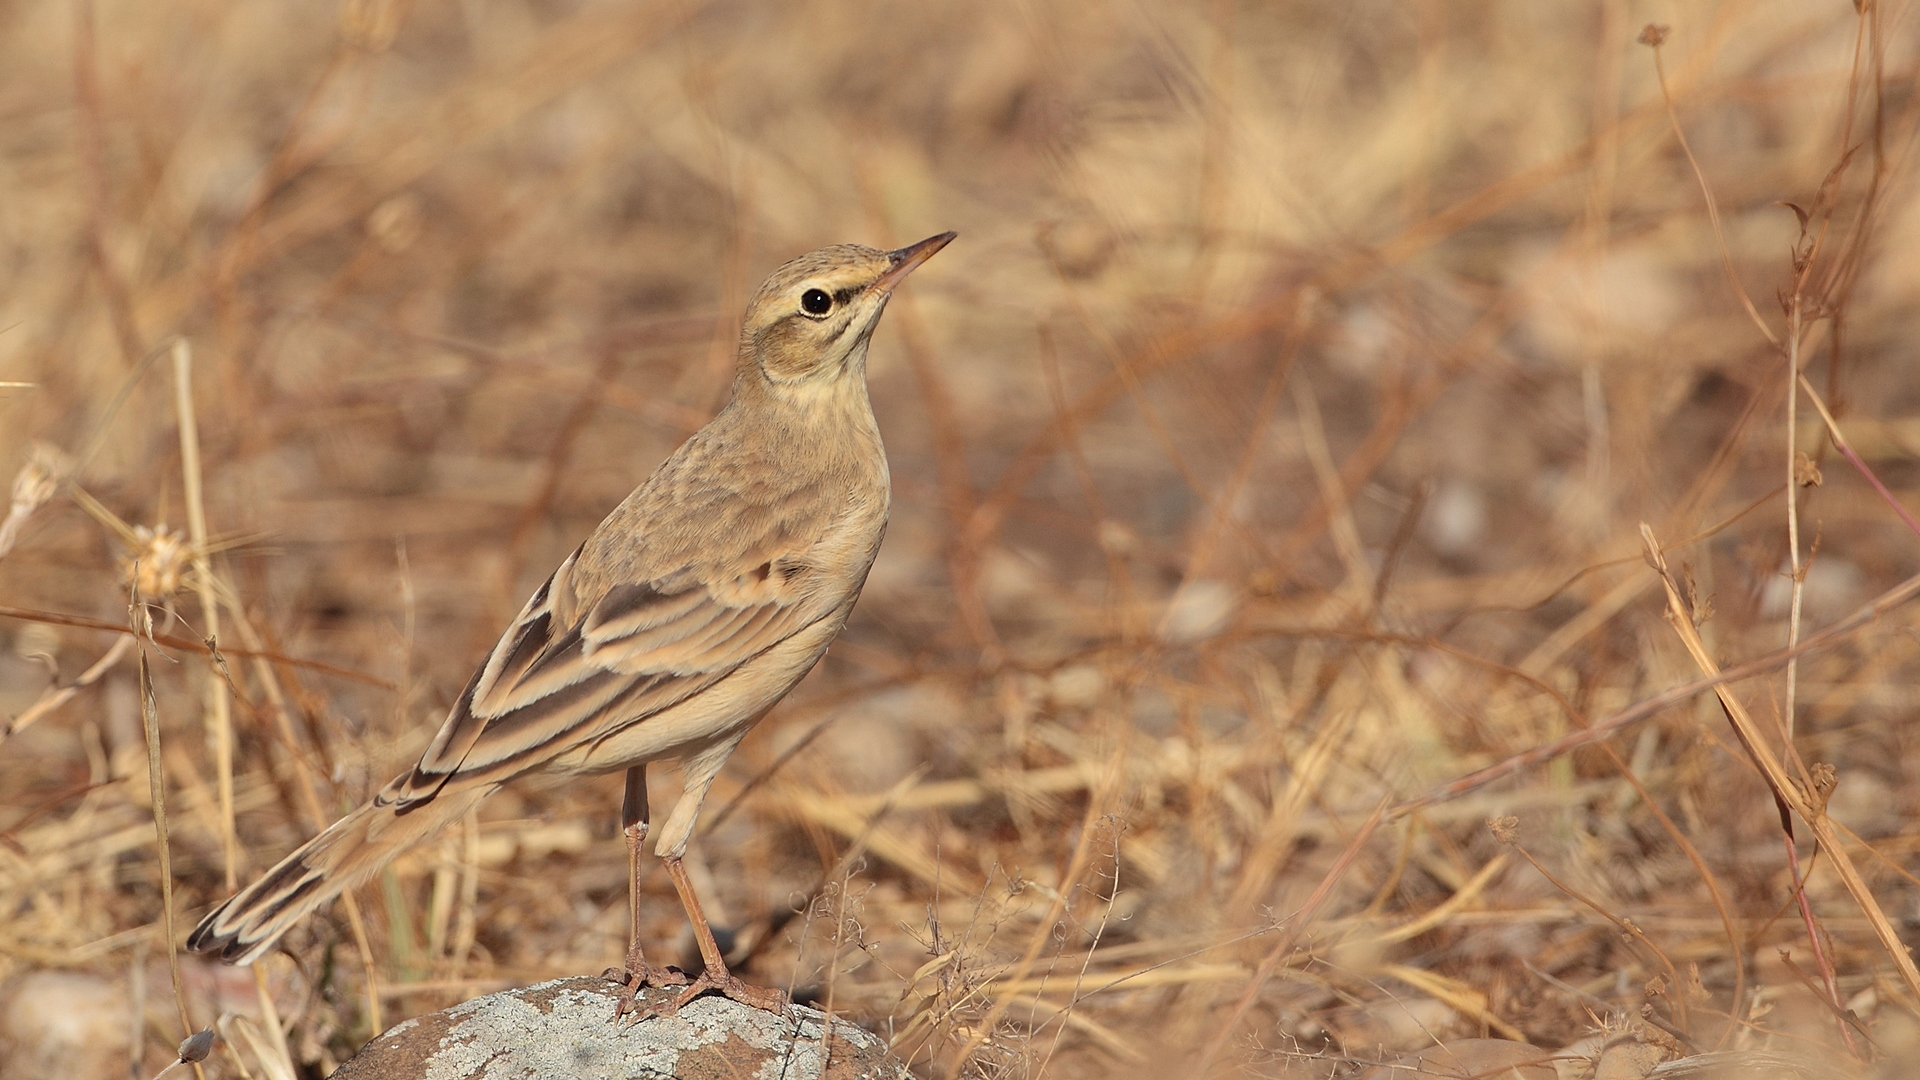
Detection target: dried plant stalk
<box><xmin>1641</xmin><ymin>523</ymin><xmax>1920</xmax><ymax>1013</ymax></box>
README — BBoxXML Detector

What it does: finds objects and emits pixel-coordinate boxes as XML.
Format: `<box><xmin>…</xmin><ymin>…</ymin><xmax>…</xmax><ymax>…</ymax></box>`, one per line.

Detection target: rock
<box><xmin>0</xmin><ymin>970</ymin><xmax>129</xmax><ymax>1080</ymax></box>
<box><xmin>330</xmin><ymin>975</ymin><xmax>913</xmax><ymax>1080</ymax></box>
<box><xmin>1358</xmin><ymin>1038</ymin><xmax>1559</xmax><ymax>1079</ymax></box>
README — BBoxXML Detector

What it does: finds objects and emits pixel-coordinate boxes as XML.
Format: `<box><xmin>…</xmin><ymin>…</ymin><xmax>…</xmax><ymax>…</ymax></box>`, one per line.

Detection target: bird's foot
<box><xmin>628</xmin><ymin>969</ymin><xmax>788</xmax><ymax>1023</ymax></box>
<box><xmin>606</xmin><ymin>955</ymin><xmax>690</xmax><ymax>1022</ymax></box>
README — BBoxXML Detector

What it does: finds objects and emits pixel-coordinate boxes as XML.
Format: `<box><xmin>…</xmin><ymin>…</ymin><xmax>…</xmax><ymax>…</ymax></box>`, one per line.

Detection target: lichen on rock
<box><xmin>330</xmin><ymin>975</ymin><xmax>913</xmax><ymax>1080</ymax></box>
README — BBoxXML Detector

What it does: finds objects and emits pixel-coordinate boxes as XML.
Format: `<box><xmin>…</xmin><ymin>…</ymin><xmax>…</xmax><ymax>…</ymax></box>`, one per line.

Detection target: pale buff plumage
<box><xmin>188</xmin><ymin>233</ymin><xmax>954</xmax><ymax>1015</ymax></box>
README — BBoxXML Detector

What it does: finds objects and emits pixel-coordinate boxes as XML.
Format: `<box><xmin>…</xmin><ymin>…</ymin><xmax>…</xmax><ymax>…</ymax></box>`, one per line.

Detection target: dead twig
<box><xmin>1396</xmin><ymin>562</ymin><xmax>1920</xmax><ymax>816</ymax></box>
<box><xmin>0</xmin><ymin>604</ymin><xmax>396</xmax><ymax>689</ymax></box>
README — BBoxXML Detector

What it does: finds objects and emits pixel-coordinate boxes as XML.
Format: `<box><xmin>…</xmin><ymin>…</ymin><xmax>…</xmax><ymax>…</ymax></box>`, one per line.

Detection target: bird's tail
<box><xmin>187</xmin><ymin>783</ymin><xmax>483</xmax><ymax>965</ymax></box>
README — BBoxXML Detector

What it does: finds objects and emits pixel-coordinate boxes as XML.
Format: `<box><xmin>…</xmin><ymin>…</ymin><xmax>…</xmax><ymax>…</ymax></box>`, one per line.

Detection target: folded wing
<box><xmin>387</xmin><ymin>547</ymin><xmax>824</xmax><ymax>808</ymax></box>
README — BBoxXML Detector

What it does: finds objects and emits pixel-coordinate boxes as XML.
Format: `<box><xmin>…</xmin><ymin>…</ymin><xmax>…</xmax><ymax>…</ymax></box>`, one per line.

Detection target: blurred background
<box><xmin>2</xmin><ymin>0</ymin><xmax>1918</xmax><ymax>1076</ymax></box>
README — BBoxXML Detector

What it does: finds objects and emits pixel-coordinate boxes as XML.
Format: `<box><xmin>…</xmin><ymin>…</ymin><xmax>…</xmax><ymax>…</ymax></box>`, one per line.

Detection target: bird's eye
<box><xmin>800</xmin><ymin>288</ymin><xmax>833</xmax><ymax>316</ymax></box>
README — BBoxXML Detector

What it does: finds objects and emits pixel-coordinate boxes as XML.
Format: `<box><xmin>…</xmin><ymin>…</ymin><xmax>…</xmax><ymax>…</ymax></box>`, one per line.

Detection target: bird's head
<box><xmin>737</xmin><ymin>232</ymin><xmax>954</xmax><ymax>386</ymax></box>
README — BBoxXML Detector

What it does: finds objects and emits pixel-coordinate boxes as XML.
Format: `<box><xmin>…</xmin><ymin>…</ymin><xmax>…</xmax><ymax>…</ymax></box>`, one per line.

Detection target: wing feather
<box><xmin>582</xmin><ymin>582</ymin><xmax>710</xmax><ymax>640</ymax></box>
<box><xmin>391</xmin><ymin>543</ymin><xmax>828</xmax><ymax>804</ymax></box>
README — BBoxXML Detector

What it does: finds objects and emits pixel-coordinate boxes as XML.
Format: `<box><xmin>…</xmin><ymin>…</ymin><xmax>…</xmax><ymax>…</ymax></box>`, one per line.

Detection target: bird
<box><xmin>187</xmin><ymin>232</ymin><xmax>955</xmax><ymax>1019</ymax></box>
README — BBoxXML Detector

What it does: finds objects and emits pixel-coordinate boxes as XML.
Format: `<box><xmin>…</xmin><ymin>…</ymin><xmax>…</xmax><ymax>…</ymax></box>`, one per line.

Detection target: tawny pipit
<box><xmin>188</xmin><ymin>232</ymin><xmax>955</xmax><ymax>1018</ymax></box>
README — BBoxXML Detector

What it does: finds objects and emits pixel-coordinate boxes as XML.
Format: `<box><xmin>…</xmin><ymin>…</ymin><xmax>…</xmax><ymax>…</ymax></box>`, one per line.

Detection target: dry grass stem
<box><xmin>1642</xmin><ymin>524</ymin><xmax>1917</xmax><ymax>1030</ymax></box>
<box><xmin>170</xmin><ymin>339</ymin><xmax>238</xmax><ymax>889</ymax></box>
<box><xmin>132</xmin><ymin>603</ymin><xmax>196</xmax><ymax>1060</ymax></box>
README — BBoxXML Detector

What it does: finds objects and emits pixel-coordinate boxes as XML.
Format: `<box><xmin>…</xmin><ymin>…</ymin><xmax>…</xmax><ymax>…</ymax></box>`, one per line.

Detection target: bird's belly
<box><xmin>549</xmin><ymin>611</ymin><xmax>846</xmax><ymax>773</ymax></box>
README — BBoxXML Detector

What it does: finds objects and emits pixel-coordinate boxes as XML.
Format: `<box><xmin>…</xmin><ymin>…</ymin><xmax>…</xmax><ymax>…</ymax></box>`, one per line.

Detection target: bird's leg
<box><xmin>610</xmin><ymin>766</ymin><xmax>686</xmax><ymax>1021</ymax></box>
<box><xmin>639</xmin><ymin>854</ymin><xmax>788</xmax><ymax>1017</ymax></box>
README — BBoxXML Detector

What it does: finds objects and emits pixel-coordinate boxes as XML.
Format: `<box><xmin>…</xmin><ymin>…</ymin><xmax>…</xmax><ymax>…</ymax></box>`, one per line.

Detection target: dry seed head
<box><xmin>124</xmin><ymin>524</ymin><xmax>193</xmax><ymax>601</ymax></box>
<box><xmin>1794</xmin><ymin>452</ymin><xmax>1823</xmax><ymax>487</ymax></box>
<box><xmin>178</xmin><ymin>1029</ymin><xmax>215</xmax><ymax>1063</ymax></box>
<box><xmin>1684</xmin><ymin>567</ymin><xmax>1714</xmax><ymax>626</ymax></box>
<box><xmin>11</xmin><ymin>442</ymin><xmax>67</xmax><ymax>511</ymax></box>
<box><xmin>1809</xmin><ymin>761</ymin><xmax>1839</xmax><ymax>809</ymax></box>
<box><xmin>0</xmin><ymin>442</ymin><xmax>72</xmax><ymax>558</ymax></box>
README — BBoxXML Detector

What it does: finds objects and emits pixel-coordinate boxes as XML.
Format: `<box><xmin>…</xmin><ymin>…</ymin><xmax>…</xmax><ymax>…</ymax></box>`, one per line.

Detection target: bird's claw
<box><xmin>608</xmin><ymin>961</ymin><xmax>691</xmax><ymax>1022</ymax></box>
<box><xmin>621</xmin><ymin>969</ymin><xmax>788</xmax><ymax>1024</ymax></box>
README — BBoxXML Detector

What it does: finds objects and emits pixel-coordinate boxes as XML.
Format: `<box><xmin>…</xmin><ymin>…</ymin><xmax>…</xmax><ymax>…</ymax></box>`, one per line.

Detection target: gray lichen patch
<box><xmin>330</xmin><ymin>976</ymin><xmax>913</xmax><ymax>1080</ymax></box>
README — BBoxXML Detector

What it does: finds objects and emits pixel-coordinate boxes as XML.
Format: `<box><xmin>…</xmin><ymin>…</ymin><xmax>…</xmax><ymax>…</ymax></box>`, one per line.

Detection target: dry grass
<box><xmin>3</xmin><ymin>0</ymin><xmax>1920</xmax><ymax>1077</ymax></box>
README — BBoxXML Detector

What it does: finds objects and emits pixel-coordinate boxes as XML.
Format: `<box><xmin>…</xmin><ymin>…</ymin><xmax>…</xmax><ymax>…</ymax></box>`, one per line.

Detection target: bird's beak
<box><xmin>869</xmin><ymin>232</ymin><xmax>956</xmax><ymax>296</ymax></box>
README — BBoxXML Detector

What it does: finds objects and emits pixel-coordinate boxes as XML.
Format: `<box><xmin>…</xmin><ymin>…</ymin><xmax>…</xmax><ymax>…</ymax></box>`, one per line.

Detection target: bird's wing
<box><xmin>386</xmin><ymin>543</ymin><xmax>829</xmax><ymax>807</ymax></box>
